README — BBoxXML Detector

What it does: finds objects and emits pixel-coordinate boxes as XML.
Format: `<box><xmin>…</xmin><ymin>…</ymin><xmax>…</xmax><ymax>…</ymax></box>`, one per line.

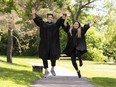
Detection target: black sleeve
<box><xmin>33</xmin><ymin>14</ymin><xmax>45</xmax><ymax>27</ymax></box>
<box><xmin>83</xmin><ymin>23</ymin><xmax>90</xmax><ymax>34</ymax></box>
<box><xmin>55</xmin><ymin>17</ymin><xmax>65</xmax><ymax>28</ymax></box>
<box><xmin>62</xmin><ymin>23</ymin><xmax>70</xmax><ymax>33</ymax></box>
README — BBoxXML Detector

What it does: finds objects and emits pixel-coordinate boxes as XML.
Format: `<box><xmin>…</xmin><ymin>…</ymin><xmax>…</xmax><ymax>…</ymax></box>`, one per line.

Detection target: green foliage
<box><xmin>0</xmin><ymin>0</ymin><xmax>17</xmax><ymax>13</ymax></box>
<box><xmin>0</xmin><ymin>31</ymin><xmax>2</xmax><ymax>41</ymax></box>
<box><xmin>59</xmin><ymin>28</ymin><xmax>67</xmax><ymax>51</ymax></box>
<box><xmin>54</xmin><ymin>0</ymin><xmax>65</xmax><ymax>8</ymax></box>
<box><xmin>0</xmin><ymin>33</ymin><xmax>7</xmax><ymax>55</ymax></box>
<box><xmin>103</xmin><ymin>34</ymin><xmax>116</xmax><ymax>62</ymax></box>
<box><xmin>20</xmin><ymin>35</ymin><xmax>39</xmax><ymax>56</ymax></box>
<box><xmin>22</xmin><ymin>0</ymin><xmax>34</xmax><ymax>21</ymax></box>
<box><xmin>85</xmin><ymin>28</ymin><xmax>108</xmax><ymax>61</ymax></box>
<box><xmin>86</xmin><ymin>27</ymin><xmax>103</xmax><ymax>49</ymax></box>
<box><xmin>102</xmin><ymin>8</ymin><xmax>116</xmax><ymax>62</ymax></box>
<box><xmin>89</xmin><ymin>48</ymin><xmax>107</xmax><ymax>62</ymax></box>
<box><xmin>0</xmin><ymin>0</ymin><xmax>115</xmax><ymax>62</ymax></box>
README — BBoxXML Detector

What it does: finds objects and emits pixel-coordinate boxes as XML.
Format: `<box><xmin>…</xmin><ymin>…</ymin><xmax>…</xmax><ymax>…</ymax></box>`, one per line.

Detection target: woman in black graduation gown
<box><xmin>63</xmin><ymin>17</ymin><xmax>96</xmax><ymax>78</ymax></box>
<box><xmin>32</xmin><ymin>8</ymin><xmax>66</xmax><ymax>78</ymax></box>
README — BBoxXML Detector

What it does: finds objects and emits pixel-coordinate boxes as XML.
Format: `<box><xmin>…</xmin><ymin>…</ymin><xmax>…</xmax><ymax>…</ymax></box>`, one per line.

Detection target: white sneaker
<box><xmin>44</xmin><ymin>70</ymin><xmax>49</xmax><ymax>78</ymax></box>
<box><xmin>50</xmin><ymin>69</ymin><xmax>56</xmax><ymax>76</ymax></box>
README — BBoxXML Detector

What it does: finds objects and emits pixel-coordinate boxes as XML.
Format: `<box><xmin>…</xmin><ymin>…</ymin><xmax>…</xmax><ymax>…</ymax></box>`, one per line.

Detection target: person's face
<box><xmin>47</xmin><ymin>15</ymin><xmax>54</xmax><ymax>22</ymax></box>
<box><xmin>73</xmin><ymin>22</ymin><xmax>80</xmax><ymax>29</ymax></box>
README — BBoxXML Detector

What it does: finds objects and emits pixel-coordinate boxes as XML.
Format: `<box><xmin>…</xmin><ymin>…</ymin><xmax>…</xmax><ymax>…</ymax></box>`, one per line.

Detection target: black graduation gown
<box><xmin>63</xmin><ymin>24</ymin><xmax>90</xmax><ymax>57</ymax></box>
<box><xmin>33</xmin><ymin>15</ymin><xmax>64</xmax><ymax>60</ymax></box>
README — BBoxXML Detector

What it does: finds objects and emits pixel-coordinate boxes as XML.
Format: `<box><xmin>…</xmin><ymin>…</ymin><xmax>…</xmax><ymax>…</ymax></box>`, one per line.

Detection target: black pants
<box><xmin>43</xmin><ymin>60</ymin><xmax>56</xmax><ymax>69</ymax></box>
<box><xmin>70</xmin><ymin>50</ymin><xmax>82</xmax><ymax>71</ymax></box>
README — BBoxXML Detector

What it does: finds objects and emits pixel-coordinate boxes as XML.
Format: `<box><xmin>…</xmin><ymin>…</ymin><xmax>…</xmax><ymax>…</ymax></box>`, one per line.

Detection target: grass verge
<box><xmin>0</xmin><ymin>56</ymin><xmax>43</xmax><ymax>87</ymax></box>
<box><xmin>57</xmin><ymin>59</ymin><xmax>116</xmax><ymax>87</ymax></box>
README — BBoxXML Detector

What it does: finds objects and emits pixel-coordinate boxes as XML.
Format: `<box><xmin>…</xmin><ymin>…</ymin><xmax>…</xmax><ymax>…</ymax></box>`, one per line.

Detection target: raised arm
<box><xmin>55</xmin><ymin>13</ymin><xmax>68</xmax><ymax>27</ymax></box>
<box><xmin>55</xmin><ymin>17</ymin><xmax>64</xmax><ymax>28</ymax></box>
<box><xmin>83</xmin><ymin>16</ymin><xmax>99</xmax><ymax>34</ymax></box>
<box><xmin>32</xmin><ymin>7</ymin><xmax>36</xmax><ymax>19</ymax></box>
<box><xmin>89</xmin><ymin>16</ymin><xmax>99</xmax><ymax>26</ymax></box>
<box><xmin>31</xmin><ymin>8</ymin><xmax>45</xmax><ymax>27</ymax></box>
<box><xmin>62</xmin><ymin>15</ymin><xmax>70</xmax><ymax>33</ymax></box>
<box><xmin>83</xmin><ymin>23</ymin><xmax>90</xmax><ymax>34</ymax></box>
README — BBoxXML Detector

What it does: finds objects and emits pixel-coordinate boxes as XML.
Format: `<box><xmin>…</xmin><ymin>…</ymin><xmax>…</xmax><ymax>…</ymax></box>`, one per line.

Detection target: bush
<box><xmin>0</xmin><ymin>33</ymin><xmax>7</xmax><ymax>55</ymax></box>
<box><xmin>89</xmin><ymin>48</ymin><xmax>108</xmax><ymax>62</ymax></box>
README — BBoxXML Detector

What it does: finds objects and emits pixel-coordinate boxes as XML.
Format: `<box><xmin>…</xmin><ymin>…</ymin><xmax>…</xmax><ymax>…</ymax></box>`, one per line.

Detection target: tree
<box><xmin>103</xmin><ymin>9</ymin><xmax>116</xmax><ymax>62</ymax></box>
<box><xmin>7</xmin><ymin>14</ymin><xmax>13</xmax><ymax>63</ymax></box>
<box><xmin>0</xmin><ymin>0</ymin><xmax>66</xmax><ymax>57</ymax></box>
<box><xmin>0</xmin><ymin>0</ymin><xmax>18</xmax><ymax>63</ymax></box>
<box><xmin>66</xmin><ymin>0</ymin><xmax>97</xmax><ymax>23</ymax></box>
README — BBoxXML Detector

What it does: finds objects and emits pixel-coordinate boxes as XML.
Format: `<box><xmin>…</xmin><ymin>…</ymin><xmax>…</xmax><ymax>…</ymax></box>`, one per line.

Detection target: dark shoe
<box><xmin>77</xmin><ymin>70</ymin><xmax>81</xmax><ymax>78</ymax></box>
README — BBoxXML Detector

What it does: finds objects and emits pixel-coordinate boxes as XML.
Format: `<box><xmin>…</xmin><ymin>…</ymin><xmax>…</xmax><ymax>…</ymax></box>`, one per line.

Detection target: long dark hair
<box><xmin>69</xmin><ymin>21</ymin><xmax>81</xmax><ymax>38</ymax></box>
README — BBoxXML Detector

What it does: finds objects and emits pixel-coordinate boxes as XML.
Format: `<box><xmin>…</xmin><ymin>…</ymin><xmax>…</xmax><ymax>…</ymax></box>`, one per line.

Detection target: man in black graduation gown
<box><xmin>31</xmin><ymin>8</ymin><xmax>66</xmax><ymax>77</ymax></box>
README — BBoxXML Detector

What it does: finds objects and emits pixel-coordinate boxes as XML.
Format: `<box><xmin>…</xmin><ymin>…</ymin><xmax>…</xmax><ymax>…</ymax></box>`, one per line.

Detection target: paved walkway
<box><xmin>30</xmin><ymin>66</ymin><xmax>95</xmax><ymax>87</ymax></box>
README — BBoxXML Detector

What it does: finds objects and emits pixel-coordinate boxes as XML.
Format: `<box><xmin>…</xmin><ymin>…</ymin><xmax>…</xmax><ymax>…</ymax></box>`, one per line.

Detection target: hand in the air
<box><xmin>31</xmin><ymin>7</ymin><xmax>36</xmax><ymax>14</ymax></box>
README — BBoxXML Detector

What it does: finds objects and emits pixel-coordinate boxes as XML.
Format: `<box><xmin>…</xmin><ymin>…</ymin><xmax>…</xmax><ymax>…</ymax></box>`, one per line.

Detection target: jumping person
<box><xmin>31</xmin><ymin>8</ymin><xmax>66</xmax><ymax>78</ymax></box>
<box><xmin>63</xmin><ymin>17</ymin><xmax>97</xmax><ymax>78</ymax></box>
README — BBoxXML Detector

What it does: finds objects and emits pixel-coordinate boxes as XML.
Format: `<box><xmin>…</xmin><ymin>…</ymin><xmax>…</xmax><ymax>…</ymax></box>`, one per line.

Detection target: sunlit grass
<box><xmin>57</xmin><ymin>58</ymin><xmax>116</xmax><ymax>87</ymax></box>
<box><xmin>0</xmin><ymin>56</ymin><xmax>116</xmax><ymax>87</ymax></box>
<box><xmin>57</xmin><ymin>59</ymin><xmax>116</xmax><ymax>78</ymax></box>
<box><xmin>0</xmin><ymin>56</ymin><xmax>43</xmax><ymax>87</ymax></box>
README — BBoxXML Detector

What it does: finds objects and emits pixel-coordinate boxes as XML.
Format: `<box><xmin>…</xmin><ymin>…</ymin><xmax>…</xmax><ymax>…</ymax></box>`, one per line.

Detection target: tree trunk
<box><xmin>67</xmin><ymin>6</ymin><xmax>75</xmax><ymax>23</ymax></box>
<box><xmin>76</xmin><ymin>8</ymin><xmax>81</xmax><ymax>20</ymax></box>
<box><xmin>7</xmin><ymin>29</ymin><xmax>13</xmax><ymax>63</ymax></box>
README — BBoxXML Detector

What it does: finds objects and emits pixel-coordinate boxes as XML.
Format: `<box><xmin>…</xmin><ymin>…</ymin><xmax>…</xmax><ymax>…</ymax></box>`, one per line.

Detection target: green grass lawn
<box><xmin>0</xmin><ymin>56</ymin><xmax>43</xmax><ymax>87</ymax></box>
<box><xmin>57</xmin><ymin>58</ymin><xmax>116</xmax><ymax>87</ymax></box>
<box><xmin>0</xmin><ymin>56</ymin><xmax>116</xmax><ymax>87</ymax></box>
